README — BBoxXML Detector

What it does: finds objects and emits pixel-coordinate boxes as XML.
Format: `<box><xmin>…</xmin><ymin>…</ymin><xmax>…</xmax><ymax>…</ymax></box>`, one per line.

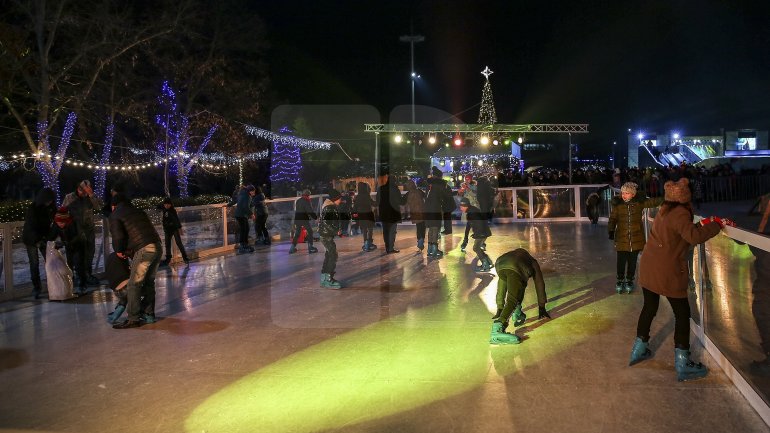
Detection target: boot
<box><xmin>616</xmin><ymin>279</ymin><xmax>625</xmax><ymax>294</ymax></box>
<box><xmin>417</xmin><ymin>238</ymin><xmax>425</xmax><ymax>251</ymax></box>
<box><xmin>367</xmin><ymin>241</ymin><xmax>377</xmax><ymax>251</ymax></box>
<box><xmin>512</xmin><ymin>303</ymin><xmax>526</xmax><ymax>327</ymax></box>
<box><xmin>674</xmin><ymin>348</ymin><xmax>709</xmax><ymax>382</ymax></box>
<box><xmin>320</xmin><ymin>273</ymin><xmax>342</xmax><ymax>289</ymax></box>
<box><xmin>474</xmin><ymin>257</ymin><xmax>491</xmax><ymax>272</ymax></box>
<box><xmin>107</xmin><ymin>305</ymin><xmax>126</xmax><ymax>324</ymax></box>
<box><xmin>492</xmin><ymin>308</ymin><xmax>503</xmax><ymax>321</ymax></box>
<box><xmin>308</xmin><ymin>245</ymin><xmax>319</xmax><ymax>253</ymax></box>
<box><xmin>426</xmin><ymin>243</ymin><xmax>436</xmax><ymax>257</ymax></box>
<box><xmin>624</xmin><ymin>278</ymin><xmax>634</xmax><ymax>294</ymax></box>
<box><xmin>628</xmin><ymin>337</ymin><xmax>653</xmax><ymax>366</ymax></box>
<box><xmin>489</xmin><ymin>322</ymin><xmax>521</xmax><ymax>345</ymax></box>
<box><xmin>289</xmin><ymin>244</ymin><xmax>298</xmax><ymax>254</ymax></box>
<box><xmin>434</xmin><ymin>245</ymin><xmax>444</xmax><ymax>258</ymax></box>
<box><xmin>362</xmin><ymin>240</ymin><xmax>370</xmax><ymax>252</ymax></box>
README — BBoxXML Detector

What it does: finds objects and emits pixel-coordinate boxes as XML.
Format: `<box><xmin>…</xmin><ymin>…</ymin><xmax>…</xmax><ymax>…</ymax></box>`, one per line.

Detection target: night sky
<box><xmin>256</xmin><ymin>1</ymin><xmax>770</xmax><ymax>156</ymax></box>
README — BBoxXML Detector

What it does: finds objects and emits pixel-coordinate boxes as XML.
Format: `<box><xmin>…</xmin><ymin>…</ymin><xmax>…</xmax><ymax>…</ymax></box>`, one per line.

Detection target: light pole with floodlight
<box><xmin>400</xmin><ymin>30</ymin><xmax>424</xmax><ymax>160</ymax></box>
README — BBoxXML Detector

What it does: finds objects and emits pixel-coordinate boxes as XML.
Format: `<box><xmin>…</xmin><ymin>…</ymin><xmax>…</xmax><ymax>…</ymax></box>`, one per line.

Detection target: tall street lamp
<box><xmin>399</xmin><ymin>32</ymin><xmax>424</xmax><ymax>124</ymax></box>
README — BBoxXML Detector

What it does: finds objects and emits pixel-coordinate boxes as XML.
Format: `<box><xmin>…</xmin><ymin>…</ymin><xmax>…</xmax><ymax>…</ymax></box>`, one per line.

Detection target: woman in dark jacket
<box><xmin>252</xmin><ymin>186</ymin><xmax>270</xmax><ymax>246</ymax></box>
<box><xmin>423</xmin><ymin>176</ymin><xmax>447</xmax><ymax>258</ymax></box>
<box><xmin>49</xmin><ymin>206</ymin><xmax>88</xmax><ymax>295</ymax></box>
<box><xmin>629</xmin><ymin>178</ymin><xmax>727</xmax><ymax>382</ymax></box>
<box><xmin>404</xmin><ymin>180</ymin><xmax>426</xmax><ymax>250</ymax></box>
<box><xmin>376</xmin><ymin>173</ymin><xmax>403</xmax><ymax>253</ymax></box>
<box><xmin>608</xmin><ymin>182</ymin><xmax>663</xmax><ymax>293</ymax></box>
<box><xmin>353</xmin><ymin>182</ymin><xmax>376</xmax><ymax>251</ymax></box>
<box><xmin>22</xmin><ymin>188</ymin><xmax>56</xmax><ymax>298</ymax></box>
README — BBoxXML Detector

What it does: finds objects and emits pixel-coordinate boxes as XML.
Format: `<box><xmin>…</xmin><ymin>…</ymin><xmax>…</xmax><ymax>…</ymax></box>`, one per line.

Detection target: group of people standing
<box><xmin>228</xmin><ymin>184</ymin><xmax>271</xmax><ymax>253</ymax></box>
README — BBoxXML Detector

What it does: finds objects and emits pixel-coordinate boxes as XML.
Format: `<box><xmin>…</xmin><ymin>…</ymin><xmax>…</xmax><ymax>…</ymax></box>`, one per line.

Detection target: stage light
<box><xmin>517</xmin><ymin>136</ymin><xmax>523</xmax><ymax>144</ymax></box>
<box><xmin>428</xmin><ymin>136</ymin><xmax>436</xmax><ymax>144</ymax></box>
<box><xmin>493</xmin><ymin>139</ymin><xmax>499</xmax><ymax>146</ymax></box>
<box><xmin>394</xmin><ymin>134</ymin><xmax>403</xmax><ymax>143</ymax></box>
<box><xmin>480</xmin><ymin>135</ymin><xmax>490</xmax><ymax>145</ymax></box>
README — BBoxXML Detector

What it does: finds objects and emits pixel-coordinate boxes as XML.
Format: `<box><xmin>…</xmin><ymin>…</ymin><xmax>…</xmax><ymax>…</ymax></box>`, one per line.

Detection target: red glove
<box><xmin>703</xmin><ymin>216</ymin><xmax>737</xmax><ymax>228</ymax></box>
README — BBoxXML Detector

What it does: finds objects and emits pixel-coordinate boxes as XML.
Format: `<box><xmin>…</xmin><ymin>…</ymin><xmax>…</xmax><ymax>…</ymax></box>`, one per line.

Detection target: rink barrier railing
<box><xmin>689</xmin><ymin>224</ymin><xmax>770</xmax><ymax>426</ymax></box>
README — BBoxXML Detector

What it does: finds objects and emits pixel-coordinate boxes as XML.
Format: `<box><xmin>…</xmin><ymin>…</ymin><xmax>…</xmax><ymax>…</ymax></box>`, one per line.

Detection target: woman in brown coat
<box><xmin>404</xmin><ymin>180</ymin><xmax>426</xmax><ymax>251</ymax></box>
<box><xmin>628</xmin><ymin>177</ymin><xmax>731</xmax><ymax>381</ymax></box>
<box><xmin>608</xmin><ymin>182</ymin><xmax>663</xmax><ymax>294</ymax></box>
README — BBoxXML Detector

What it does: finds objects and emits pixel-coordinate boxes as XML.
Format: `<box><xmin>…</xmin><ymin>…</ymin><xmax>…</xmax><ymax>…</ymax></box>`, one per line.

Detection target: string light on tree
<box><xmin>245</xmin><ymin>125</ymin><xmax>333</xmax><ymax>150</ymax></box>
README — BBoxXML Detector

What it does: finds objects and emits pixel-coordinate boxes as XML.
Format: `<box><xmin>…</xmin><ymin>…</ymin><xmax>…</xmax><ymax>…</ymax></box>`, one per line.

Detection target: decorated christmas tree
<box><xmin>269</xmin><ymin>126</ymin><xmax>302</xmax><ymax>195</ymax></box>
<box><xmin>477</xmin><ymin>66</ymin><xmax>497</xmax><ymax>125</ymax></box>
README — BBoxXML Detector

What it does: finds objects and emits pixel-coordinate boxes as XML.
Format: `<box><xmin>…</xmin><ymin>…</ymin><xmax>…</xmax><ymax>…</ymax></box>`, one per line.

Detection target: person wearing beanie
<box><xmin>629</xmin><ymin>177</ymin><xmax>733</xmax><ymax>381</ymax></box>
<box><xmin>318</xmin><ymin>189</ymin><xmax>343</xmax><ymax>288</ymax></box>
<box><xmin>22</xmin><ymin>188</ymin><xmax>56</xmax><ymax>298</ymax></box>
<box><xmin>490</xmin><ymin>248</ymin><xmax>550</xmax><ymax>345</ymax></box>
<box><xmin>458</xmin><ymin>197</ymin><xmax>493</xmax><ymax>272</ymax></box>
<box><xmin>159</xmin><ymin>197</ymin><xmax>189</xmax><ymax>267</ymax></box>
<box><xmin>227</xmin><ymin>185</ymin><xmax>256</xmax><ymax>253</ymax></box>
<box><xmin>289</xmin><ymin>188</ymin><xmax>318</xmax><ymax>254</ymax></box>
<box><xmin>353</xmin><ymin>182</ymin><xmax>377</xmax><ymax>252</ymax></box>
<box><xmin>109</xmin><ymin>194</ymin><xmax>162</xmax><ymax>329</ymax></box>
<box><xmin>49</xmin><ymin>206</ymin><xmax>89</xmax><ymax>296</ymax></box>
<box><xmin>607</xmin><ymin>182</ymin><xmax>663</xmax><ymax>294</ymax></box>
<box><xmin>62</xmin><ymin>179</ymin><xmax>103</xmax><ymax>286</ymax></box>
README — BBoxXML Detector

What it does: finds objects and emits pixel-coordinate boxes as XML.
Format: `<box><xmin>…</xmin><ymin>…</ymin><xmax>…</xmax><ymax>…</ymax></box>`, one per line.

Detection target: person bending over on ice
<box><xmin>628</xmin><ymin>177</ymin><xmax>734</xmax><ymax>381</ymax></box>
<box><xmin>458</xmin><ymin>197</ymin><xmax>493</xmax><ymax>272</ymax></box>
<box><xmin>489</xmin><ymin>248</ymin><xmax>549</xmax><ymax>345</ymax></box>
<box><xmin>608</xmin><ymin>182</ymin><xmax>663</xmax><ymax>294</ymax></box>
<box><xmin>319</xmin><ymin>189</ymin><xmax>343</xmax><ymax>289</ymax></box>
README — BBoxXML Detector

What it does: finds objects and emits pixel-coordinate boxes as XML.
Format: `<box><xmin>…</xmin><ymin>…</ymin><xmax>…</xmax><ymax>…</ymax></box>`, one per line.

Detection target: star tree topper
<box><xmin>481</xmin><ymin>66</ymin><xmax>494</xmax><ymax>81</ymax></box>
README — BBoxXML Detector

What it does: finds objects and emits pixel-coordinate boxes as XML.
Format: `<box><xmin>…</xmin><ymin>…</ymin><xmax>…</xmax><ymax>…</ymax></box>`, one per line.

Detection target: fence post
<box><xmin>574</xmin><ymin>186</ymin><xmax>582</xmax><ymax>219</ymax></box>
<box><xmin>222</xmin><ymin>205</ymin><xmax>229</xmax><ymax>247</ymax></box>
<box><xmin>2</xmin><ymin>224</ymin><xmax>12</xmax><ymax>293</ymax></box>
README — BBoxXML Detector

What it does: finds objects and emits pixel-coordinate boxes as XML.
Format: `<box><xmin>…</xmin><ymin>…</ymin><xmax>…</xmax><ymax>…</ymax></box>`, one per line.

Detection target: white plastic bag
<box><xmin>45</xmin><ymin>241</ymin><xmax>74</xmax><ymax>300</ymax></box>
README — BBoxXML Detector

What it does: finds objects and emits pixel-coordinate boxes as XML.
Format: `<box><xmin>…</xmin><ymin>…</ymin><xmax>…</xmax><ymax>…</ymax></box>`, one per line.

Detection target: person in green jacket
<box><xmin>489</xmin><ymin>248</ymin><xmax>550</xmax><ymax>345</ymax></box>
<box><xmin>608</xmin><ymin>182</ymin><xmax>663</xmax><ymax>294</ymax></box>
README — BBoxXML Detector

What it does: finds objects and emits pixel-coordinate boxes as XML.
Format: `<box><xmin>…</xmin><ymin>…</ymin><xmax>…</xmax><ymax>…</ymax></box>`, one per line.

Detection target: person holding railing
<box><xmin>252</xmin><ymin>186</ymin><xmax>270</xmax><ymax>246</ymax></box>
<box><xmin>289</xmin><ymin>189</ymin><xmax>318</xmax><ymax>254</ymax></box>
<box><xmin>628</xmin><ymin>177</ymin><xmax>734</xmax><ymax>381</ymax></box>
<box><xmin>228</xmin><ymin>185</ymin><xmax>256</xmax><ymax>254</ymax></box>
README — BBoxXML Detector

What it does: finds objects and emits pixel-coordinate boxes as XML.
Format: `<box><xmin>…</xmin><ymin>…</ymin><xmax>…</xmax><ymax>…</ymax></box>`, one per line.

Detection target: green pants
<box><xmin>496</xmin><ymin>268</ymin><xmax>526</xmax><ymax>323</ymax></box>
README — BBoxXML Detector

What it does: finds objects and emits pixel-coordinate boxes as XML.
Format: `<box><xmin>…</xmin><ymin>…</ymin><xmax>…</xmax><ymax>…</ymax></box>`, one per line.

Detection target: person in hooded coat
<box><xmin>22</xmin><ymin>188</ymin><xmax>56</xmax><ymax>298</ymax></box>
<box><xmin>353</xmin><ymin>182</ymin><xmax>377</xmax><ymax>251</ymax></box>
<box><xmin>376</xmin><ymin>172</ymin><xmax>403</xmax><ymax>253</ymax></box>
<box><xmin>628</xmin><ymin>177</ymin><xmax>732</xmax><ymax>382</ymax></box>
<box><xmin>404</xmin><ymin>179</ymin><xmax>426</xmax><ymax>251</ymax></box>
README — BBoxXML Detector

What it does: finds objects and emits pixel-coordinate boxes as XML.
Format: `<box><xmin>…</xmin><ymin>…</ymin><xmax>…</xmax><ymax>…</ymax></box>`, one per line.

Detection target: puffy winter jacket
<box><xmin>294</xmin><ymin>195</ymin><xmax>317</xmax><ymax>221</ymax></box>
<box><xmin>319</xmin><ymin>200</ymin><xmax>340</xmax><ymax>238</ymax></box>
<box><xmin>109</xmin><ymin>203</ymin><xmax>161</xmax><ymax>255</ymax></box>
<box><xmin>404</xmin><ymin>180</ymin><xmax>425</xmax><ymax>224</ymax></box>
<box><xmin>22</xmin><ymin>189</ymin><xmax>56</xmax><ymax>245</ymax></box>
<box><xmin>608</xmin><ymin>195</ymin><xmax>663</xmax><ymax>252</ymax></box>
<box><xmin>353</xmin><ymin>183</ymin><xmax>375</xmax><ymax>222</ymax></box>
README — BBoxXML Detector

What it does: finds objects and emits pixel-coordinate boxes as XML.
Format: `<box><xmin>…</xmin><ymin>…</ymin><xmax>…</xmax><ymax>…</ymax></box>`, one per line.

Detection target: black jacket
<box><xmin>353</xmin><ymin>182</ymin><xmax>375</xmax><ymax>222</ymax></box>
<box><xmin>424</xmin><ymin>178</ymin><xmax>449</xmax><ymax>228</ymax></box>
<box><xmin>109</xmin><ymin>203</ymin><xmax>161</xmax><ymax>255</ymax></box>
<box><xmin>22</xmin><ymin>189</ymin><xmax>56</xmax><ymax>245</ymax></box>
<box><xmin>161</xmin><ymin>207</ymin><xmax>182</xmax><ymax>232</ymax></box>
<box><xmin>463</xmin><ymin>204</ymin><xmax>492</xmax><ymax>239</ymax></box>
<box><xmin>376</xmin><ymin>178</ymin><xmax>403</xmax><ymax>223</ymax></box>
<box><xmin>294</xmin><ymin>196</ymin><xmax>317</xmax><ymax>221</ymax></box>
<box><xmin>252</xmin><ymin>193</ymin><xmax>269</xmax><ymax>217</ymax></box>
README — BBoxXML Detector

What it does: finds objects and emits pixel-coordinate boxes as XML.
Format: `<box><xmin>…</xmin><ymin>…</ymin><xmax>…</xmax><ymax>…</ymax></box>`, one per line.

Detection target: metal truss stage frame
<box><xmin>364</xmin><ymin>123</ymin><xmax>589</xmax><ymax>134</ymax></box>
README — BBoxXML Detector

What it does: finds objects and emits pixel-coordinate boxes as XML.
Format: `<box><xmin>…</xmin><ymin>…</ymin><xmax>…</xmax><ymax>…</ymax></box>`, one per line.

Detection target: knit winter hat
<box><xmin>431</xmin><ymin>166</ymin><xmax>443</xmax><ymax>178</ymax></box>
<box><xmin>54</xmin><ymin>206</ymin><xmax>72</xmax><ymax>225</ymax></box>
<box><xmin>664</xmin><ymin>178</ymin><xmax>691</xmax><ymax>204</ymax></box>
<box><xmin>620</xmin><ymin>182</ymin><xmax>638</xmax><ymax>195</ymax></box>
<box><xmin>459</xmin><ymin>197</ymin><xmax>471</xmax><ymax>207</ymax></box>
<box><xmin>327</xmin><ymin>188</ymin><xmax>342</xmax><ymax>201</ymax></box>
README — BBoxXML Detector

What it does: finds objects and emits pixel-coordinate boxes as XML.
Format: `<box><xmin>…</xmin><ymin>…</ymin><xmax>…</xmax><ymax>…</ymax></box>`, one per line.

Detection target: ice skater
<box><xmin>489</xmin><ymin>248</ymin><xmax>549</xmax><ymax>345</ymax></box>
<box><xmin>319</xmin><ymin>189</ymin><xmax>343</xmax><ymax>288</ymax></box>
<box><xmin>458</xmin><ymin>197</ymin><xmax>493</xmax><ymax>272</ymax></box>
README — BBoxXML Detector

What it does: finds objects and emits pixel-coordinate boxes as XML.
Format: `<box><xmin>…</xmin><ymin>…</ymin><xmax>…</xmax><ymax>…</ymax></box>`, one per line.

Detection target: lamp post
<box><xmin>400</xmin><ymin>30</ymin><xmax>424</xmax><ymax>160</ymax></box>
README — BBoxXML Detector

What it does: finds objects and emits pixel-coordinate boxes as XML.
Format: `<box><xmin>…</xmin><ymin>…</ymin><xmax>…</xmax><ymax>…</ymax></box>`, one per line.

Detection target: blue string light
<box><xmin>94</xmin><ymin>121</ymin><xmax>114</xmax><ymax>199</ymax></box>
